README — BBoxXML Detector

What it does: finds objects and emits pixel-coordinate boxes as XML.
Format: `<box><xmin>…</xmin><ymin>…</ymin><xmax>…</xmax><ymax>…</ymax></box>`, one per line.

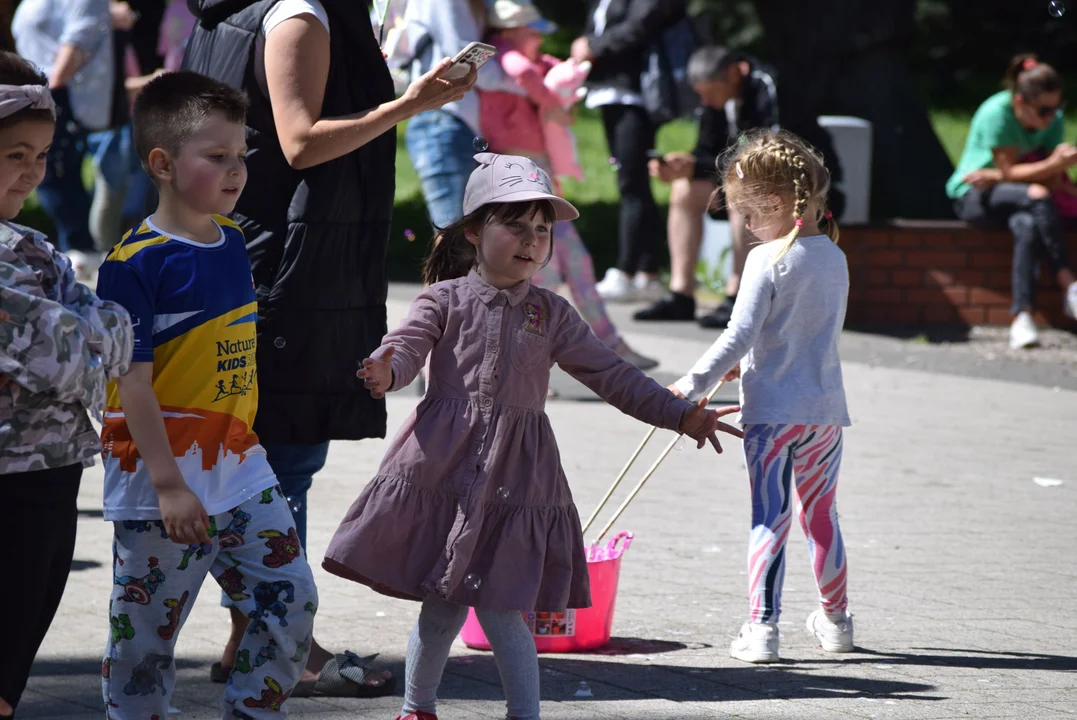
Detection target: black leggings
<box><xmin>601</xmin><ymin>104</ymin><xmax>661</xmax><ymax>275</ymax></box>
<box><xmin>0</xmin><ymin>464</ymin><xmax>82</xmax><ymax>714</ymax></box>
<box><xmin>954</xmin><ymin>183</ymin><xmax>1072</xmax><ymax>314</ymax></box>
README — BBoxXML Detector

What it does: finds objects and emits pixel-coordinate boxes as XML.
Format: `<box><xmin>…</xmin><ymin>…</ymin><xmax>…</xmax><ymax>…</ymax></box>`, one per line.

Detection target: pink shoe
<box><xmin>396</xmin><ymin>714</ymin><xmax>437</xmax><ymax>720</ymax></box>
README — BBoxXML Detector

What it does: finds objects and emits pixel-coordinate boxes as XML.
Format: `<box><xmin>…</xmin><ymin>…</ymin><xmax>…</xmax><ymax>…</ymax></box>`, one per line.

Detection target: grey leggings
<box><xmin>403</xmin><ymin>598</ymin><xmax>540</xmax><ymax>719</ymax></box>
<box><xmin>954</xmin><ymin>183</ymin><xmax>1072</xmax><ymax>314</ymax></box>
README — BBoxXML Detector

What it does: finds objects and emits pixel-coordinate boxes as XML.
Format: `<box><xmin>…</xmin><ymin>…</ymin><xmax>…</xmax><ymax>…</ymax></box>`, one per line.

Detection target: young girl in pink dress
<box><xmin>477</xmin><ymin>0</ymin><xmax>658</xmax><ymax>371</ymax></box>
<box><xmin>324</xmin><ymin>154</ymin><xmax>743</xmax><ymax>720</ymax></box>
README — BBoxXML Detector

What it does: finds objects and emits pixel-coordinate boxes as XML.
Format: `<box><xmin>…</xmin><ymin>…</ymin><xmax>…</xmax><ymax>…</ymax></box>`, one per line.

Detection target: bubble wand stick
<box><xmin>583</xmin><ymin>380</ymin><xmax>726</xmax><ymax>543</ymax></box>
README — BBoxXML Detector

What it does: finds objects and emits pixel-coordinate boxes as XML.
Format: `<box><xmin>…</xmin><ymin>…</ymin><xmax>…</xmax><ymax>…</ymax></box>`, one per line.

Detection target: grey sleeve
<box><xmin>674</xmin><ymin>249</ymin><xmax>774</xmax><ymax>400</ymax></box>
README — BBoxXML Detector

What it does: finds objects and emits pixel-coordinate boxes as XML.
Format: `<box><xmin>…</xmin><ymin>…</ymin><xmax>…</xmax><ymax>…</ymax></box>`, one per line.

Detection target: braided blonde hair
<box><xmin>718</xmin><ymin>129</ymin><xmax>839</xmax><ymax>263</ymax></box>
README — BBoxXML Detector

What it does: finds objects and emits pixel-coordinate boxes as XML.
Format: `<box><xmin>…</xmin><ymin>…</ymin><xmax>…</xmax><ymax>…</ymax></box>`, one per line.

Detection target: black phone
<box><xmin>646</xmin><ymin>149</ymin><xmax>666</xmax><ymax>164</ymax></box>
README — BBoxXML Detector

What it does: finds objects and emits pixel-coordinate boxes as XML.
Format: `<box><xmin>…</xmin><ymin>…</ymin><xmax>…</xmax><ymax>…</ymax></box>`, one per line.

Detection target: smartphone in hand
<box><xmin>646</xmin><ymin>149</ymin><xmax>667</xmax><ymax>165</ymax></box>
<box><xmin>444</xmin><ymin>42</ymin><xmax>497</xmax><ymax>80</ymax></box>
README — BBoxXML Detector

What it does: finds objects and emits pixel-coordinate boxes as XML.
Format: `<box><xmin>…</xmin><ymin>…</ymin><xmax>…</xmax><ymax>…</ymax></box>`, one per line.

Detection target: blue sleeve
<box><xmin>95</xmin><ymin>260</ymin><xmax>155</xmax><ymax>363</ymax></box>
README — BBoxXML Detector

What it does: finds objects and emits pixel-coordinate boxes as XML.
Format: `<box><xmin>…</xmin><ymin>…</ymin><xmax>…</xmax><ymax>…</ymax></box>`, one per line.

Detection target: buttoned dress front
<box><xmin>323</xmin><ymin>270</ymin><xmax>693</xmax><ymax>612</ymax></box>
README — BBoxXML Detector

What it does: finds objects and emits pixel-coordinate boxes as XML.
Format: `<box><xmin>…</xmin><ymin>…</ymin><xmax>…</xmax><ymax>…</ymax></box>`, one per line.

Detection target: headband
<box><xmin>0</xmin><ymin>84</ymin><xmax>56</xmax><ymax>121</ymax></box>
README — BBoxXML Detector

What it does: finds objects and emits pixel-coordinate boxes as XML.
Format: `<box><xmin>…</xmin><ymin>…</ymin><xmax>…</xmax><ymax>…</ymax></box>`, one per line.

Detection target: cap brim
<box><xmin>529</xmin><ymin>18</ymin><xmax>558</xmax><ymax>33</ymax></box>
<box><xmin>482</xmin><ymin>189</ymin><xmax>579</xmax><ymax>221</ymax></box>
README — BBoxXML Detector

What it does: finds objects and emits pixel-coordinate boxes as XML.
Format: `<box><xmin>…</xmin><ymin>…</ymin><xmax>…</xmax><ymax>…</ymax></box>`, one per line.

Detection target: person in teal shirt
<box><xmin>948</xmin><ymin>54</ymin><xmax>1077</xmax><ymax>350</ymax></box>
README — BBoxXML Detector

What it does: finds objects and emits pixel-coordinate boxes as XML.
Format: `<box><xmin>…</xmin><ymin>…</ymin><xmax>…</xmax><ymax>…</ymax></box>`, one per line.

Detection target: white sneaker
<box><xmin>1008</xmin><ymin>311</ymin><xmax>1039</xmax><ymax>350</ymax></box>
<box><xmin>65</xmin><ymin>250</ymin><xmax>103</xmax><ymax>281</ymax></box>
<box><xmin>596</xmin><ymin>268</ymin><xmax>635</xmax><ymax>302</ymax></box>
<box><xmin>806</xmin><ymin>609</ymin><xmax>855</xmax><ymax>653</ymax></box>
<box><xmin>613</xmin><ymin>341</ymin><xmax>659</xmax><ymax>370</ymax></box>
<box><xmin>1064</xmin><ymin>283</ymin><xmax>1077</xmax><ymax>320</ymax></box>
<box><xmin>729</xmin><ymin>622</ymin><xmax>780</xmax><ymax>664</ymax></box>
<box><xmin>633</xmin><ymin>273</ymin><xmax>665</xmax><ymax>303</ymax></box>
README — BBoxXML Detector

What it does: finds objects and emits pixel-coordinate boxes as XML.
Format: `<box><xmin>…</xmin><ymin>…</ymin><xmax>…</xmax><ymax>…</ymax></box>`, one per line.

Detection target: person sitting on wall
<box><xmin>635</xmin><ymin>46</ymin><xmax>778</xmax><ymax>328</ymax></box>
<box><xmin>947</xmin><ymin>53</ymin><xmax>1077</xmax><ymax>349</ymax></box>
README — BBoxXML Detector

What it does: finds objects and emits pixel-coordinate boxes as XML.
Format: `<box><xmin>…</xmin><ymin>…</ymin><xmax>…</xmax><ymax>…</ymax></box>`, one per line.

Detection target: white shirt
<box><xmin>403</xmin><ymin>0</ymin><xmax>523</xmax><ymax>134</ymax></box>
<box><xmin>675</xmin><ymin>235</ymin><xmax>851</xmax><ymax>427</ymax></box>
<box><xmin>584</xmin><ymin>0</ymin><xmax>643</xmax><ymax>110</ymax></box>
<box><xmin>262</xmin><ymin>0</ymin><xmax>330</xmax><ymax>37</ymax></box>
<box><xmin>12</xmin><ymin>0</ymin><xmax>113</xmax><ymax>130</ymax></box>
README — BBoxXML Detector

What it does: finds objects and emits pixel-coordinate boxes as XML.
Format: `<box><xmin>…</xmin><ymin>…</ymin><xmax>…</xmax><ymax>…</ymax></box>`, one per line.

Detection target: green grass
<box><xmin>18</xmin><ymin>109</ymin><xmax>1077</xmax><ymax>282</ymax></box>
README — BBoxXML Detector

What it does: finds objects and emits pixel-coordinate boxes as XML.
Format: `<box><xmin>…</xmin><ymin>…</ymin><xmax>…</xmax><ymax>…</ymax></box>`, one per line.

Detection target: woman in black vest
<box><xmin>183</xmin><ymin>0</ymin><xmax>475</xmax><ymax>697</ymax></box>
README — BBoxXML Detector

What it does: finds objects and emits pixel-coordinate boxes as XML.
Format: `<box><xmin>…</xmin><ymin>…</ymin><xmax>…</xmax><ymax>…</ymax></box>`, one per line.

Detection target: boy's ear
<box><xmin>147</xmin><ymin>148</ymin><xmax>173</xmax><ymax>184</ymax></box>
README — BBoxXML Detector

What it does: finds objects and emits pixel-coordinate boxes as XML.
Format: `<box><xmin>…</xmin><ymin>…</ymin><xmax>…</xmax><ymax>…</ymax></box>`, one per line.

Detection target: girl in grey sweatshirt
<box><xmin>674</xmin><ymin>129</ymin><xmax>855</xmax><ymax>665</ymax></box>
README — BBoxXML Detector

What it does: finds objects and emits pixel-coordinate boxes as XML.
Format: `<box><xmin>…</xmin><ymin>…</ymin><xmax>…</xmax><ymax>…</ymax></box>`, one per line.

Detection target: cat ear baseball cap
<box><xmin>464</xmin><ymin>153</ymin><xmax>579</xmax><ymax>221</ymax></box>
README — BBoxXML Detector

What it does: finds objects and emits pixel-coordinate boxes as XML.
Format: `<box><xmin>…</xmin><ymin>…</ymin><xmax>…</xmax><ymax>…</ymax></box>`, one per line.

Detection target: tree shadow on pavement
<box><xmin>442</xmin><ymin>652</ymin><xmax>944</xmax><ymax>704</ymax></box>
<box><xmin>802</xmin><ymin>646</ymin><xmax>1077</xmax><ymax>672</ymax></box>
<box><xmin>30</xmin><ymin>645</ymin><xmax>1075</xmax><ymax>711</ymax></box>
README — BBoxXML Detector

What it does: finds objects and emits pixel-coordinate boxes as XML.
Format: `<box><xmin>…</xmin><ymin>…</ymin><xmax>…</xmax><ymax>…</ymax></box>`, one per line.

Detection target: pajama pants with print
<box><xmin>102</xmin><ymin>485</ymin><xmax>317</xmax><ymax>719</ymax></box>
<box><xmin>741</xmin><ymin>424</ymin><xmax>849</xmax><ymax>624</ymax></box>
<box><xmin>531</xmin><ymin>220</ymin><xmax>623</xmax><ymax>350</ymax></box>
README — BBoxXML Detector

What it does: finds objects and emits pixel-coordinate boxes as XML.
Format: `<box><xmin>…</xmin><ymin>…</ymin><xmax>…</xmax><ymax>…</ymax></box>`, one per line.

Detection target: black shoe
<box><xmin>633</xmin><ymin>292</ymin><xmax>696</xmax><ymax>321</ymax></box>
<box><xmin>698</xmin><ymin>295</ymin><xmax>736</xmax><ymax>329</ymax></box>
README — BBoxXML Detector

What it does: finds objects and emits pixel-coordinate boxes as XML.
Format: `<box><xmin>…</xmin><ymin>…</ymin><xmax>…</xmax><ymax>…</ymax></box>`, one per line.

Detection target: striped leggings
<box><xmin>742</xmin><ymin>424</ymin><xmax>849</xmax><ymax>624</ymax></box>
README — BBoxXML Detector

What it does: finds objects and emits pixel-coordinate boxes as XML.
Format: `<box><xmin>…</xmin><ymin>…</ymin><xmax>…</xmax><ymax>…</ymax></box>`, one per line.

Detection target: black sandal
<box><xmin>290</xmin><ymin>651</ymin><xmax>396</xmax><ymax>698</ymax></box>
<box><xmin>209</xmin><ymin>661</ymin><xmax>230</xmax><ymax>684</ymax></box>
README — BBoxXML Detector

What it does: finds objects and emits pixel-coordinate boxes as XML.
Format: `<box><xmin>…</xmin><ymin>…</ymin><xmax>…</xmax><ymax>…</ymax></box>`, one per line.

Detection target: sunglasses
<box><xmin>1029</xmin><ymin>101</ymin><xmax>1066</xmax><ymax>119</ymax></box>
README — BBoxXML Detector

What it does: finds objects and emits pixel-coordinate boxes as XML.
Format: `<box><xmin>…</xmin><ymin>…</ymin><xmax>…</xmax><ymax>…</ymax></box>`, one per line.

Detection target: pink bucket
<box><xmin>460</xmin><ymin>531</ymin><xmax>633</xmax><ymax>653</ymax></box>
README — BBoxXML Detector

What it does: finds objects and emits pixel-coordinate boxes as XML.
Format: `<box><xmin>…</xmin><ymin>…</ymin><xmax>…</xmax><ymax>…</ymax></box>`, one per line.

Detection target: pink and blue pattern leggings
<box><xmin>531</xmin><ymin>220</ymin><xmax>622</xmax><ymax>349</ymax></box>
<box><xmin>742</xmin><ymin>424</ymin><xmax>848</xmax><ymax>624</ymax></box>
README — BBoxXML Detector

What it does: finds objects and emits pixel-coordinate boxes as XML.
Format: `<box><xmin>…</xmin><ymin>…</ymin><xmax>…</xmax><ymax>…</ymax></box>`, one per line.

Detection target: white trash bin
<box><xmin>818</xmin><ymin>116</ymin><xmax>873</xmax><ymax>225</ymax></box>
<box><xmin>699</xmin><ymin>218</ymin><xmax>733</xmax><ymax>292</ymax></box>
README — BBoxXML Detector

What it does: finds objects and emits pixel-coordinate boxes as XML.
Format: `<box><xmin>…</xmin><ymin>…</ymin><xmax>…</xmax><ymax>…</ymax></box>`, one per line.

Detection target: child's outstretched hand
<box><xmin>678</xmin><ymin>397</ymin><xmax>744</xmax><ymax>453</ymax></box>
<box><xmin>358</xmin><ymin>347</ymin><xmax>395</xmax><ymax>399</ymax></box>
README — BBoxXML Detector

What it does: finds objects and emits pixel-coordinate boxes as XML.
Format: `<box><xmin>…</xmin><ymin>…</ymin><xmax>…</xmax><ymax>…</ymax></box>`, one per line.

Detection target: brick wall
<box><xmin>842</xmin><ymin>220</ymin><xmax>1077</xmax><ymax>328</ymax></box>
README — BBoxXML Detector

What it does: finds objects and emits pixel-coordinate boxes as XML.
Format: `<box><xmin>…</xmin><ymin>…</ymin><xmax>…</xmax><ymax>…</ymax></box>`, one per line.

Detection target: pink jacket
<box><xmin>479</xmin><ymin>37</ymin><xmax>583</xmax><ymax>182</ymax></box>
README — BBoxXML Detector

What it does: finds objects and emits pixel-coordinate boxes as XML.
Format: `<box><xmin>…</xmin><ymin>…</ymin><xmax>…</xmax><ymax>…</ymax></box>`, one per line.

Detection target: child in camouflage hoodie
<box><xmin>0</xmin><ymin>52</ymin><xmax>133</xmax><ymax>717</ymax></box>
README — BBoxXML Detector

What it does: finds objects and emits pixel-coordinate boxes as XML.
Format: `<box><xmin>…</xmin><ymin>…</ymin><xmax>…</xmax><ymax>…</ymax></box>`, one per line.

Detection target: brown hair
<box><xmin>133</xmin><ymin>70</ymin><xmax>248</xmax><ymax>180</ymax></box>
<box><xmin>422</xmin><ymin>200</ymin><xmax>557</xmax><ymax>285</ymax></box>
<box><xmin>1004</xmin><ymin>53</ymin><xmax>1063</xmax><ymax>99</ymax></box>
<box><xmin>0</xmin><ymin>51</ymin><xmax>54</xmax><ymax>132</ymax></box>
<box><xmin>720</xmin><ymin>129</ymin><xmax>839</xmax><ymax>263</ymax></box>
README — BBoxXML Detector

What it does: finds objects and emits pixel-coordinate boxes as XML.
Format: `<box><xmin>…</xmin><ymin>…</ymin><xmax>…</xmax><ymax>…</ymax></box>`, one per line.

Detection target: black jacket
<box><xmin>583</xmin><ymin>0</ymin><xmax>687</xmax><ymax>95</ymax></box>
<box><xmin>692</xmin><ymin>59</ymin><xmax>780</xmax><ymax>181</ymax></box>
<box><xmin>183</xmin><ymin>0</ymin><xmax>396</xmax><ymax>444</ymax></box>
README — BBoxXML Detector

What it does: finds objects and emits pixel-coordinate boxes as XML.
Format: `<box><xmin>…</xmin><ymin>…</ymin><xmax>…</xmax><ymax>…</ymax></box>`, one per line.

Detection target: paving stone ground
<box><xmin>22</xmin><ymin>286</ymin><xmax>1077</xmax><ymax>719</ymax></box>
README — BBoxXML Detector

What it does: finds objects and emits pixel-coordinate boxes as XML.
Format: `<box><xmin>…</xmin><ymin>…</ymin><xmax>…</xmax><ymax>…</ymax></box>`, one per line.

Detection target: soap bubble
<box><xmin>464</xmin><ymin>573</ymin><xmax>482</xmax><ymax>590</ymax></box>
<box><xmin>496</xmin><ymin>486</ymin><xmax>510</xmax><ymax>500</ymax></box>
<box><xmin>1049</xmin><ymin>0</ymin><xmax>1066</xmax><ymax>16</ymax></box>
<box><xmin>404</xmin><ymin>228</ymin><xmax>416</xmax><ymax>242</ymax></box>
<box><xmin>473</xmin><ymin>136</ymin><xmax>489</xmax><ymax>152</ymax></box>
<box><xmin>608</xmin><ymin>156</ymin><xmax>621</xmax><ymax>172</ymax></box>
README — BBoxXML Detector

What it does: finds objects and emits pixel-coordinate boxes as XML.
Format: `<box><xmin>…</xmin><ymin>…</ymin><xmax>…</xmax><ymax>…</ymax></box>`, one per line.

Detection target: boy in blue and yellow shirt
<box><xmin>95</xmin><ymin>71</ymin><xmax>316</xmax><ymax>719</ymax></box>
